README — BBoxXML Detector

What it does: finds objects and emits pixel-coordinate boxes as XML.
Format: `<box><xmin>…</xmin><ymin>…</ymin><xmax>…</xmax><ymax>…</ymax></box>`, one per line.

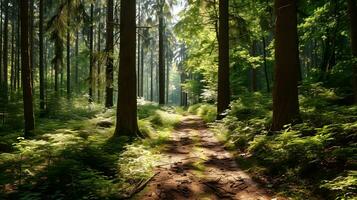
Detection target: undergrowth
<box><xmin>205</xmin><ymin>85</ymin><xmax>357</xmax><ymax>200</ymax></box>
<box><xmin>0</xmin><ymin>98</ymin><xmax>180</xmax><ymax>199</ymax></box>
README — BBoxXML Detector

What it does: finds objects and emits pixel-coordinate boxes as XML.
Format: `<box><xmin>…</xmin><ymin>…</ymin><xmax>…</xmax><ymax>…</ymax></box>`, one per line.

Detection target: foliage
<box><xmin>0</xmin><ymin>98</ymin><xmax>181</xmax><ymax>199</ymax></box>
<box><xmin>210</xmin><ymin>87</ymin><xmax>357</xmax><ymax>199</ymax></box>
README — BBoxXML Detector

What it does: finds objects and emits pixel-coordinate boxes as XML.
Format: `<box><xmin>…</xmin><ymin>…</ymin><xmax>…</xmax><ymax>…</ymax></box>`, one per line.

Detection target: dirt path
<box><xmin>137</xmin><ymin>116</ymin><xmax>284</xmax><ymax>200</ymax></box>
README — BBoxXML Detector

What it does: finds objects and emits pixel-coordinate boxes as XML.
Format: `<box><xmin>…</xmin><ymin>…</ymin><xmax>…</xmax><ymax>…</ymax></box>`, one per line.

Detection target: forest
<box><xmin>0</xmin><ymin>0</ymin><xmax>356</xmax><ymax>199</ymax></box>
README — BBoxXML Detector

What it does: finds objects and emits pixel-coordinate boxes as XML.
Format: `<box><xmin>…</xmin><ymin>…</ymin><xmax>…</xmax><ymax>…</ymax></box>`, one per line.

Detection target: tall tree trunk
<box><xmin>89</xmin><ymin>3</ymin><xmax>94</xmax><ymax>102</ymax></box>
<box><xmin>75</xmin><ymin>30</ymin><xmax>79</xmax><ymax>90</ymax></box>
<box><xmin>16</xmin><ymin>6</ymin><xmax>21</xmax><ymax>90</ymax></box>
<box><xmin>251</xmin><ymin>41</ymin><xmax>257</xmax><ymax>92</ymax></box>
<box><xmin>3</xmin><ymin>0</ymin><xmax>9</xmax><ymax>101</ymax></box>
<box><xmin>97</xmin><ymin>12</ymin><xmax>101</xmax><ymax>102</ymax></box>
<box><xmin>137</xmin><ymin>2</ymin><xmax>141</xmax><ymax>97</ymax></box>
<box><xmin>39</xmin><ymin>0</ymin><xmax>45</xmax><ymax>112</ymax></box>
<box><xmin>20</xmin><ymin>0</ymin><xmax>35</xmax><ymax>137</ymax></box>
<box><xmin>0</xmin><ymin>1</ymin><xmax>3</xmax><ymax>87</ymax></box>
<box><xmin>30</xmin><ymin>0</ymin><xmax>35</xmax><ymax>91</ymax></box>
<box><xmin>158</xmin><ymin>1</ymin><xmax>165</xmax><ymax>105</ymax></box>
<box><xmin>140</xmin><ymin>39</ymin><xmax>144</xmax><ymax>97</ymax></box>
<box><xmin>11</xmin><ymin>20</ymin><xmax>15</xmax><ymax>92</ymax></box>
<box><xmin>114</xmin><ymin>0</ymin><xmax>142</xmax><ymax>137</ymax></box>
<box><xmin>66</xmin><ymin>0</ymin><xmax>71</xmax><ymax>98</ymax></box>
<box><xmin>348</xmin><ymin>0</ymin><xmax>357</xmax><ymax>103</ymax></box>
<box><xmin>217</xmin><ymin>0</ymin><xmax>230</xmax><ymax>119</ymax></box>
<box><xmin>263</xmin><ymin>36</ymin><xmax>270</xmax><ymax>92</ymax></box>
<box><xmin>271</xmin><ymin>0</ymin><xmax>300</xmax><ymax>131</ymax></box>
<box><xmin>105</xmin><ymin>0</ymin><xmax>114</xmax><ymax>108</ymax></box>
<box><xmin>150</xmin><ymin>44</ymin><xmax>154</xmax><ymax>101</ymax></box>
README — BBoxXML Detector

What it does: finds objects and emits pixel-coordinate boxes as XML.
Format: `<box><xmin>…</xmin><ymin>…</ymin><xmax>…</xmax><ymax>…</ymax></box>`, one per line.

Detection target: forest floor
<box><xmin>137</xmin><ymin>115</ymin><xmax>285</xmax><ymax>200</ymax></box>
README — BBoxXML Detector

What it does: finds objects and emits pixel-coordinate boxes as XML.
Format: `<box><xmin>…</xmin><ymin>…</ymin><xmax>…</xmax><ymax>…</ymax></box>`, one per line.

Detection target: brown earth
<box><xmin>136</xmin><ymin>116</ymin><xmax>285</xmax><ymax>200</ymax></box>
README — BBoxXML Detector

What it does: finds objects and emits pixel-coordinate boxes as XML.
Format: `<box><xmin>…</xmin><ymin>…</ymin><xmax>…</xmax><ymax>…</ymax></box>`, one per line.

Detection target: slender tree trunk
<box><xmin>17</xmin><ymin>7</ymin><xmax>21</xmax><ymax>90</ymax></box>
<box><xmin>75</xmin><ymin>30</ymin><xmax>79</xmax><ymax>89</ymax></box>
<box><xmin>140</xmin><ymin>40</ymin><xmax>144</xmax><ymax>97</ymax></box>
<box><xmin>217</xmin><ymin>0</ymin><xmax>230</xmax><ymax>119</ymax></box>
<box><xmin>39</xmin><ymin>0</ymin><xmax>45</xmax><ymax>112</ymax></box>
<box><xmin>251</xmin><ymin>41</ymin><xmax>257</xmax><ymax>92</ymax></box>
<box><xmin>30</xmin><ymin>0</ymin><xmax>35</xmax><ymax>91</ymax></box>
<box><xmin>114</xmin><ymin>0</ymin><xmax>142</xmax><ymax>137</ymax></box>
<box><xmin>11</xmin><ymin>20</ymin><xmax>15</xmax><ymax>92</ymax></box>
<box><xmin>66</xmin><ymin>0</ymin><xmax>71</xmax><ymax>98</ymax></box>
<box><xmin>150</xmin><ymin>45</ymin><xmax>154</xmax><ymax>101</ymax></box>
<box><xmin>158</xmin><ymin>1</ymin><xmax>165</xmax><ymax>105</ymax></box>
<box><xmin>0</xmin><ymin>1</ymin><xmax>2</xmax><ymax>87</ymax></box>
<box><xmin>348</xmin><ymin>0</ymin><xmax>357</xmax><ymax>103</ymax></box>
<box><xmin>166</xmin><ymin>51</ymin><xmax>170</xmax><ymax>104</ymax></box>
<box><xmin>20</xmin><ymin>0</ymin><xmax>35</xmax><ymax>137</ymax></box>
<box><xmin>3</xmin><ymin>0</ymin><xmax>9</xmax><ymax>101</ymax></box>
<box><xmin>105</xmin><ymin>0</ymin><xmax>114</xmax><ymax>108</ymax></box>
<box><xmin>89</xmin><ymin>3</ymin><xmax>94</xmax><ymax>102</ymax></box>
<box><xmin>137</xmin><ymin>3</ymin><xmax>141</xmax><ymax>97</ymax></box>
<box><xmin>271</xmin><ymin>0</ymin><xmax>300</xmax><ymax>130</ymax></box>
<box><xmin>97</xmin><ymin>13</ymin><xmax>101</xmax><ymax>102</ymax></box>
<box><xmin>262</xmin><ymin>36</ymin><xmax>270</xmax><ymax>92</ymax></box>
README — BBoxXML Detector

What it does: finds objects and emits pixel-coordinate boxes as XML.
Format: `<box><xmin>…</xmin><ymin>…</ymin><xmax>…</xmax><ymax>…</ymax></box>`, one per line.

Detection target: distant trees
<box><xmin>217</xmin><ymin>0</ymin><xmax>230</xmax><ymax>119</ymax></box>
<box><xmin>348</xmin><ymin>0</ymin><xmax>357</xmax><ymax>103</ymax></box>
<box><xmin>271</xmin><ymin>0</ymin><xmax>300</xmax><ymax>130</ymax></box>
<box><xmin>114</xmin><ymin>0</ymin><xmax>141</xmax><ymax>137</ymax></box>
<box><xmin>20</xmin><ymin>0</ymin><xmax>35</xmax><ymax>136</ymax></box>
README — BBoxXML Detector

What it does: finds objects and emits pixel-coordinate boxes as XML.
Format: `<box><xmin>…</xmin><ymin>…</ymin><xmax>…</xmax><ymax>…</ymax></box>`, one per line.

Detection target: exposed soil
<box><xmin>136</xmin><ymin>116</ymin><xmax>285</xmax><ymax>200</ymax></box>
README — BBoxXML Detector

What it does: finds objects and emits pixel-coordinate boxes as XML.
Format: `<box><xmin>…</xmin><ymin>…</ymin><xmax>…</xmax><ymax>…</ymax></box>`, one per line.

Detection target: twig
<box><xmin>124</xmin><ymin>172</ymin><xmax>160</xmax><ymax>199</ymax></box>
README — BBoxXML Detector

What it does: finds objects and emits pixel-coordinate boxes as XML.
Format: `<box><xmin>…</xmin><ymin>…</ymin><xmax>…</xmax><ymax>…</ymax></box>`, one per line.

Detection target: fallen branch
<box><xmin>124</xmin><ymin>172</ymin><xmax>160</xmax><ymax>199</ymax></box>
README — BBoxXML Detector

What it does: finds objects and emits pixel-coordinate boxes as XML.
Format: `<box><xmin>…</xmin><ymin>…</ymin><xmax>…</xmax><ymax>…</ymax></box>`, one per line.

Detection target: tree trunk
<box><xmin>263</xmin><ymin>36</ymin><xmax>270</xmax><ymax>92</ymax></box>
<box><xmin>11</xmin><ymin>20</ymin><xmax>15</xmax><ymax>92</ymax></box>
<box><xmin>114</xmin><ymin>0</ymin><xmax>141</xmax><ymax>137</ymax></box>
<box><xmin>20</xmin><ymin>0</ymin><xmax>35</xmax><ymax>137</ymax></box>
<box><xmin>39</xmin><ymin>0</ymin><xmax>45</xmax><ymax>112</ymax></box>
<box><xmin>97</xmin><ymin>7</ymin><xmax>102</xmax><ymax>102</ymax></box>
<box><xmin>75</xmin><ymin>30</ymin><xmax>79</xmax><ymax>90</ymax></box>
<box><xmin>271</xmin><ymin>0</ymin><xmax>300</xmax><ymax>131</ymax></box>
<box><xmin>348</xmin><ymin>0</ymin><xmax>357</xmax><ymax>103</ymax></box>
<box><xmin>105</xmin><ymin>0</ymin><xmax>114</xmax><ymax>108</ymax></box>
<box><xmin>140</xmin><ymin>39</ymin><xmax>144</xmax><ymax>97</ymax></box>
<box><xmin>30</xmin><ymin>0</ymin><xmax>35</xmax><ymax>91</ymax></box>
<box><xmin>158</xmin><ymin>1</ymin><xmax>165</xmax><ymax>105</ymax></box>
<box><xmin>89</xmin><ymin>3</ymin><xmax>94</xmax><ymax>102</ymax></box>
<box><xmin>217</xmin><ymin>0</ymin><xmax>230</xmax><ymax>119</ymax></box>
<box><xmin>150</xmin><ymin>44</ymin><xmax>154</xmax><ymax>101</ymax></box>
<box><xmin>66</xmin><ymin>0</ymin><xmax>71</xmax><ymax>98</ymax></box>
<box><xmin>3</xmin><ymin>0</ymin><xmax>9</xmax><ymax>100</ymax></box>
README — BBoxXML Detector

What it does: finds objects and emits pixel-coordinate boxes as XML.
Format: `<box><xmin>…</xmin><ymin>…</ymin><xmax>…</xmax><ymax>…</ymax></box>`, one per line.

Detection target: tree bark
<box><xmin>263</xmin><ymin>36</ymin><xmax>270</xmax><ymax>92</ymax></box>
<box><xmin>114</xmin><ymin>0</ymin><xmax>141</xmax><ymax>137</ymax></box>
<box><xmin>348</xmin><ymin>0</ymin><xmax>357</xmax><ymax>103</ymax></box>
<box><xmin>75</xmin><ymin>30</ymin><xmax>79</xmax><ymax>90</ymax></box>
<box><xmin>39</xmin><ymin>0</ymin><xmax>45</xmax><ymax>112</ymax></box>
<box><xmin>3</xmin><ymin>0</ymin><xmax>9</xmax><ymax>100</ymax></box>
<box><xmin>20</xmin><ymin>0</ymin><xmax>35</xmax><ymax>137</ymax></box>
<box><xmin>158</xmin><ymin>0</ymin><xmax>165</xmax><ymax>105</ymax></box>
<box><xmin>217</xmin><ymin>0</ymin><xmax>230</xmax><ymax>119</ymax></box>
<box><xmin>271</xmin><ymin>0</ymin><xmax>300</xmax><ymax>130</ymax></box>
<box><xmin>105</xmin><ymin>0</ymin><xmax>114</xmax><ymax>108</ymax></box>
<box><xmin>66</xmin><ymin>0</ymin><xmax>71</xmax><ymax>98</ymax></box>
<box><xmin>89</xmin><ymin>3</ymin><xmax>94</xmax><ymax>102</ymax></box>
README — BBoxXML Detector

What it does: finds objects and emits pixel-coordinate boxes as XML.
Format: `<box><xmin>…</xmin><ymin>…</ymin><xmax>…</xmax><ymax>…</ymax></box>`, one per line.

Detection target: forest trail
<box><xmin>137</xmin><ymin>115</ymin><xmax>284</xmax><ymax>200</ymax></box>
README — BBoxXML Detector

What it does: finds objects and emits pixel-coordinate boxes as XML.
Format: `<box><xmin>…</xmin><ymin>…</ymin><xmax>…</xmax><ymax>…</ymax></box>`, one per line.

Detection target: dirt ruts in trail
<box><xmin>137</xmin><ymin>116</ymin><xmax>285</xmax><ymax>200</ymax></box>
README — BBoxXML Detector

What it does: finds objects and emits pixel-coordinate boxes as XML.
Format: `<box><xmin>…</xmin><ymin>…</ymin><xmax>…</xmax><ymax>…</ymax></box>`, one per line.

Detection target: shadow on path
<box><xmin>137</xmin><ymin>116</ymin><xmax>285</xmax><ymax>200</ymax></box>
